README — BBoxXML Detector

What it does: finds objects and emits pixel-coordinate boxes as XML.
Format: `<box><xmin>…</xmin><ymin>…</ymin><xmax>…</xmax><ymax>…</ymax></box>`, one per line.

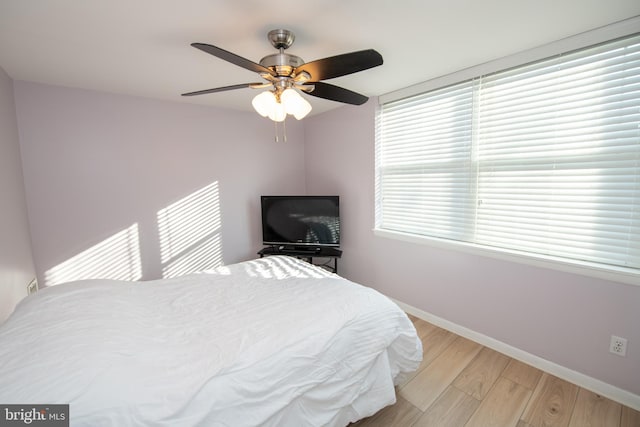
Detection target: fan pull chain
<box><xmin>273</xmin><ymin>119</ymin><xmax>288</xmax><ymax>142</ymax></box>
<box><xmin>282</xmin><ymin>119</ymin><xmax>287</xmax><ymax>142</ymax></box>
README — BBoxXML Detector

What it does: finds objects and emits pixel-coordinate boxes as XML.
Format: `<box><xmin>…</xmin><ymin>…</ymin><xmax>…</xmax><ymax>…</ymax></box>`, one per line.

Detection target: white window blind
<box><xmin>376</xmin><ymin>33</ymin><xmax>640</xmax><ymax>273</ymax></box>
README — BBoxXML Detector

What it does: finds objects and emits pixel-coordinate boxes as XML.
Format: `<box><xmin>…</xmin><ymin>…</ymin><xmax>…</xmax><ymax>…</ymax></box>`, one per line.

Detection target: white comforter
<box><xmin>0</xmin><ymin>256</ymin><xmax>422</xmax><ymax>426</ymax></box>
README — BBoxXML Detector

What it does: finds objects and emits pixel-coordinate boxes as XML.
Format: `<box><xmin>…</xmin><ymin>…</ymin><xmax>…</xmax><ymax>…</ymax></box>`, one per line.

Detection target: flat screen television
<box><xmin>261</xmin><ymin>195</ymin><xmax>340</xmax><ymax>249</ymax></box>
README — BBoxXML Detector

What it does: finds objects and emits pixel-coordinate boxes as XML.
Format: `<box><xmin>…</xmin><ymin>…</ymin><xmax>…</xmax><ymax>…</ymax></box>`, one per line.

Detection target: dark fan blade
<box><xmin>295</xmin><ymin>49</ymin><xmax>383</xmax><ymax>81</ymax></box>
<box><xmin>181</xmin><ymin>83</ymin><xmax>262</xmax><ymax>97</ymax></box>
<box><xmin>305</xmin><ymin>82</ymin><xmax>369</xmax><ymax>105</ymax></box>
<box><xmin>191</xmin><ymin>43</ymin><xmax>275</xmax><ymax>76</ymax></box>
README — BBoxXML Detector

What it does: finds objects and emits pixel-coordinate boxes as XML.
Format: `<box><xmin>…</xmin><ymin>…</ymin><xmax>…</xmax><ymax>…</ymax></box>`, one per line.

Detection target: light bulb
<box><xmin>252</xmin><ymin>91</ymin><xmax>277</xmax><ymax>117</ymax></box>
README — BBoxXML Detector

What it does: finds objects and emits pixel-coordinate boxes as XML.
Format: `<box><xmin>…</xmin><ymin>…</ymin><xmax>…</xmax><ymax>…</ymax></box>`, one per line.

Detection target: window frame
<box><xmin>374</xmin><ymin>17</ymin><xmax>640</xmax><ymax>286</ymax></box>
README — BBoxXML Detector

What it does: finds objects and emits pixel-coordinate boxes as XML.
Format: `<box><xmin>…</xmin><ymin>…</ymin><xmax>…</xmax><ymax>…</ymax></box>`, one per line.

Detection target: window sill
<box><xmin>373</xmin><ymin>228</ymin><xmax>640</xmax><ymax>287</ymax></box>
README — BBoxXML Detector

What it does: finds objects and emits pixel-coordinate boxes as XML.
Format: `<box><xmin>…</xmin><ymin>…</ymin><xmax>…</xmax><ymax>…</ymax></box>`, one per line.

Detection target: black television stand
<box><xmin>258</xmin><ymin>246</ymin><xmax>342</xmax><ymax>273</ymax></box>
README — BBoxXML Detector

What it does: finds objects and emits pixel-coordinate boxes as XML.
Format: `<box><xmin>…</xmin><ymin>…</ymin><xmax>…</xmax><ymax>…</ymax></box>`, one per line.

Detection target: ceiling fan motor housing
<box><xmin>259</xmin><ymin>53</ymin><xmax>304</xmax><ymax>77</ymax></box>
<box><xmin>260</xmin><ymin>29</ymin><xmax>305</xmax><ymax>77</ymax></box>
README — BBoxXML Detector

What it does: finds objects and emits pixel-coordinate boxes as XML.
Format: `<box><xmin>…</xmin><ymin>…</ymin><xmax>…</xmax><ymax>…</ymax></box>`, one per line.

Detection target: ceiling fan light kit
<box><xmin>251</xmin><ymin>87</ymin><xmax>311</xmax><ymax>122</ymax></box>
<box><xmin>182</xmin><ymin>28</ymin><xmax>383</xmax><ymax>130</ymax></box>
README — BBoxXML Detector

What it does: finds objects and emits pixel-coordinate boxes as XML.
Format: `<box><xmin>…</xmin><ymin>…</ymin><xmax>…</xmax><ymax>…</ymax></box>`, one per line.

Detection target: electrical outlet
<box><xmin>27</xmin><ymin>278</ymin><xmax>38</xmax><ymax>295</ymax></box>
<box><xmin>609</xmin><ymin>335</ymin><xmax>627</xmax><ymax>357</ymax></box>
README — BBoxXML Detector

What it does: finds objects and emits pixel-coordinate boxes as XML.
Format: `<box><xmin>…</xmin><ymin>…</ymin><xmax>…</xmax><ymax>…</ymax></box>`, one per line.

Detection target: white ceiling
<box><xmin>1</xmin><ymin>0</ymin><xmax>639</xmax><ymax>116</ymax></box>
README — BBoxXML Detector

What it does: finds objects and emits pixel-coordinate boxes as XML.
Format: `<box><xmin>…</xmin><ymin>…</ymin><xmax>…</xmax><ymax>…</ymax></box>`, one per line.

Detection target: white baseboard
<box><xmin>392</xmin><ymin>298</ymin><xmax>640</xmax><ymax>412</ymax></box>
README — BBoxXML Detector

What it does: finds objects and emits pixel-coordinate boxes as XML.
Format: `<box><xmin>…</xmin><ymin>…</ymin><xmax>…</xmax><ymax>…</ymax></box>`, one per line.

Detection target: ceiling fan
<box><xmin>182</xmin><ymin>29</ymin><xmax>383</xmax><ymax>121</ymax></box>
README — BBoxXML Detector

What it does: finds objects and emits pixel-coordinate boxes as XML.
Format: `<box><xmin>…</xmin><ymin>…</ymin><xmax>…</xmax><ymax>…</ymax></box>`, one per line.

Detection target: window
<box><xmin>375</xmin><ymin>32</ymin><xmax>640</xmax><ymax>280</ymax></box>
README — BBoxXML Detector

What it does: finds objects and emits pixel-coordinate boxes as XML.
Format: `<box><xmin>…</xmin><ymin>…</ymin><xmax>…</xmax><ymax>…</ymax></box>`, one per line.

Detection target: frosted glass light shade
<box><xmin>293</xmin><ymin>97</ymin><xmax>312</xmax><ymax>120</ymax></box>
<box><xmin>281</xmin><ymin>88</ymin><xmax>312</xmax><ymax>120</ymax></box>
<box><xmin>252</xmin><ymin>89</ymin><xmax>312</xmax><ymax>122</ymax></box>
<box><xmin>268</xmin><ymin>102</ymin><xmax>286</xmax><ymax>122</ymax></box>
<box><xmin>252</xmin><ymin>91</ymin><xmax>277</xmax><ymax>117</ymax></box>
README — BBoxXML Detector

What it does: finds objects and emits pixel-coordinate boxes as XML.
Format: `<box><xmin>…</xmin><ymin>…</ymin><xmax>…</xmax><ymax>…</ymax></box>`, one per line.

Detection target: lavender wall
<box><xmin>13</xmin><ymin>81</ymin><xmax>305</xmax><ymax>285</ymax></box>
<box><xmin>8</xmin><ymin>77</ymin><xmax>639</xmax><ymax>400</ymax></box>
<box><xmin>304</xmin><ymin>99</ymin><xmax>640</xmax><ymax>398</ymax></box>
<box><xmin>0</xmin><ymin>68</ymin><xmax>35</xmax><ymax>322</ymax></box>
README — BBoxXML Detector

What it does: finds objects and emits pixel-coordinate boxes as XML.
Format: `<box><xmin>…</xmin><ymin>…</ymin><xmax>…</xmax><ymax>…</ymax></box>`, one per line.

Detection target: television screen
<box><xmin>261</xmin><ymin>196</ymin><xmax>340</xmax><ymax>248</ymax></box>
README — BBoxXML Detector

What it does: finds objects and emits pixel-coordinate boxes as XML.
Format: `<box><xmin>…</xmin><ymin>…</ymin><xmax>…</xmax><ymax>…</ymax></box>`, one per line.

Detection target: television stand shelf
<box><xmin>258</xmin><ymin>247</ymin><xmax>342</xmax><ymax>274</ymax></box>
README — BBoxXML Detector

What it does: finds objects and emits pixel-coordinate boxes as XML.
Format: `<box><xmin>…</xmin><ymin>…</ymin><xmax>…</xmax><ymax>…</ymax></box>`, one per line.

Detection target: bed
<box><xmin>0</xmin><ymin>255</ymin><xmax>422</xmax><ymax>426</ymax></box>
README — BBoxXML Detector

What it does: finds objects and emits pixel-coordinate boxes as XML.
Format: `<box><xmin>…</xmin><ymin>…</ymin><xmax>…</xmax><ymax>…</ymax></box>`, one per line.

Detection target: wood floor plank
<box><xmin>399</xmin><ymin>336</ymin><xmax>482</xmax><ymax>411</ymax></box>
<box><xmin>421</xmin><ymin>327</ymin><xmax>458</xmax><ymax>365</ymax></box>
<box><xmin>398</xmin><ymin>326</ymin><xmax>458</xmax><ymax>386</ymax></box>
<box><xmin>621</xmin><ymin>405</ymin><xmax>640</xmax><ymax>427</ymax></box>
<box><xmin>412</xmin><ymin>386</ymin><xmax>480</xmax><ymax>427</ymax></box>
<box><xmin>452</xmin><ymin>346</ymin><xmax>510</xmax><ymax>400</ymax></box>
<box><xmin>568</xmin><ymin>388</ymin><xmax>621</xmax><ymax>427</ymax></box>
<box><xmin>412</xmin><ymin>318</ymin><xmax>439</xmax><ymax>340</ymax></box>
<box><xmin>521</xmin><ymin>373</ymin><xmax>579</xmax><ymax>427</ymax></box>
<box><xmin>464</xmin><ymin>377</ymin><xmax>532</xmax><ymax>427</ymax></box>
<box><xmin>502</xmin><ymin>359</ymin><xmax>543</xmax><ymax>390</ymax></box>
<box><xmin>362</xmin><ymin>314</ymin><xmax>640</xmax><ymax>427</ymax></box>
<box><xmin>351</xmin><ymin>395</ymin><xmax>422</xmax><ymax>427</ymax></box>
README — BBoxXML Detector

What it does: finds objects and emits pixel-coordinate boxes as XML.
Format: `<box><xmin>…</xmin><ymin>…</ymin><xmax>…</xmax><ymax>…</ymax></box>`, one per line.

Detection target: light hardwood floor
<box><xmin>352</xmin><ymin>315</ymin><xmax>640</xmax><ymax>427</ymax></box>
